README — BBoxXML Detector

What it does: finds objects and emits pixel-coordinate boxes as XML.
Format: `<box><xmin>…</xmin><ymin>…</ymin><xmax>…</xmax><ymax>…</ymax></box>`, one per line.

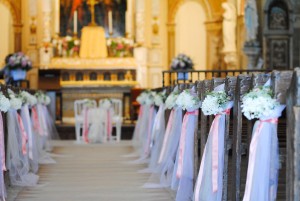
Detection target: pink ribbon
<box><xmin>144</xmin><ymin>106</ymin><xmax>154</xmax><ymax>155</ymax></box>
<box><xmin>243</xmin><ymin>118</ymin><xmax>278</xmax><ymax>201</ymax></box>
<box><xmin>22</xmin><ymin>106</ymin><xmax>33</xmax><ymax>159</ymax></box>
<box><xmin>176</xmin><ymin>110</ymin><xmax>199</xmax><ymax>179</ymax></box>
<box><xmin>139</xmin><ymin>105</ymin><xmax>143</xmax><ymax>117</ymax></box>
<box><xmin>82</xmin><ymin>107</ymin><xmax>89</xmax><ymax>143</ymax></box>
<box><xmin>0</xmin><ymin>113</ymin><xmax>6</xmax><ymax>171</ymax></box>
<box><xmin>107</xmin><ymin>109</ymin><xmax>112</xmax><ymax>140</ymax></box>
<box><xmin>211</xmin><ymin>109</ymin><xmax>230</xmax><ymax>192</ymax></box>
<box><xmin>17</xmin><ymin>113</ymin><xmax>28</xmax><ymax>155</ymax></box>
<box><xmin>194</xmin><ymin>109</ymin><xmax>230</xmax><ymax>200</ymax></box>
<box><xmin>158</xmin><ymin>109</ymin><xmax>175</xmax><ymax>163</ymax></box>
<box><xmin>32</xmin><ymin>106</ymin><xmax>42</xmax><ymax>135</ymax></box>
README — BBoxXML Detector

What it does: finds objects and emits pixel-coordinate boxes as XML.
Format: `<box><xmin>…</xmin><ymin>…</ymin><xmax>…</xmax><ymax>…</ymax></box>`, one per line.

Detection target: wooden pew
<box><xmin>286</xmin><ymin>68</ymin><xmax>300</xmax><ymax>201</ymax></box>
<box><xmin>231</xmin><ymin>74</ymin><xmax>252</xmax><ymax>201</ymax></box>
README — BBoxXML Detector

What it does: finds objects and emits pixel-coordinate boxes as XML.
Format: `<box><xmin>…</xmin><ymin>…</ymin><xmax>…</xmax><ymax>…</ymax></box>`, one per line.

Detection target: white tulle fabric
<box><xmin>194</xmin><ymin>102</ymin><xmax>233</xmax><ymax>201</ymax></box>
<box><xmin>6</xmin><ymin>109</ymin><xmax>39</xmax><ymax>186</ymax></box>
<box><xmin>32</xmin><ymin>105</ymin><xmax>56</xmax><ymax>164</ymax></box>
<box><xmin>242</xmin><ymin>105</ymin><xmax>285</xmax><ymax>201</ymax></box>
<box><xmin>173</xmin><ymin>110</ymin><xmax>198</xmax><ymax>201</ymax></box>
<box><xmin>143</xmin><ymin>107</ymin><xmax>183</xmax><ymax>188</ymax></box>
<box><xmin>0</xmin><ymin>113</ymin><xmax>6</xmax><ymax>200</ymax></box>
<box><xmin>20</xmin><ymin>105</ymin><xmax>39</xmax><ymax>174</ymax></box>
<box><xmin>140</xmin><ymin>104</ymin><xmax>166</xmax><ymax>173</ymax></box>
<box><xmin>88</xmin><ymin>108</ymin><xmax>106</xmax><ymax>143</ymax></box>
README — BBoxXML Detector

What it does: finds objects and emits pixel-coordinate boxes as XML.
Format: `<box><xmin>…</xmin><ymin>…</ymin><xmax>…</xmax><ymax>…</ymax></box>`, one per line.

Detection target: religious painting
<box><xmin>60</xmin><ymin>0</ymin><xmax>127</xmax><ymax>37</ymax></box>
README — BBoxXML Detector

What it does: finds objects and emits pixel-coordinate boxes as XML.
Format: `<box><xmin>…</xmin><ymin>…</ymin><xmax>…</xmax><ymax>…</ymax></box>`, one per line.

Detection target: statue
<box><xmin>222</xmin><ymin>2</ymin><xmax>237</xmax><ymax>52</ymax></box>
<box><xmin>244</xmin><ymin>0</ymin><xmax>259</xmax><ymax>42</ymax></box>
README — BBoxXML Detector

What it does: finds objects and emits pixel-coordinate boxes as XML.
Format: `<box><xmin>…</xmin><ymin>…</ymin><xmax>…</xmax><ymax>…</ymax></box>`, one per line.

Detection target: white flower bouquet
<box><xmin>241</xmin><ymin>86</ymin><xmax>279</xmax><ymax>120</ymax></box>
<box><xmin>176</xmin><ymin>89</ymin><xmax>201</xmax><ymax>111</ymax></box>
<box><xmin>137</xmin><ymin>91</ymin><xmax>156</xmax><ymax>106</ymax></box>
<box><xmin>202</xmin><ymin>91</ymin><xmax>231</xmax><ymax>115</ymax></box>
<box><xmin>20</xmin><ymin>91</ymin><xmax>37</xmax><ymax>106</ymax></box>
<box><xmin>101</xmin><ymin>98</ymin><xmax>112</xmax><ymax>109</ymax></box>
<box><xmin>8</xmin><ymin>89</ymin><xmax>22</xmax><ymax>110</ymax></box>
<box><xmin>35</xmin><ymin>91</ymin><xmax>51</xmax><ymax>105</ymax></box>
<box><xmin>165</xmin><ymin>91</ymin><xmax>180</xmax><ymax>109</ymax></box>
<box><xmin>154</xmin><ymin>91</ymin><xmax>166</xmax><ymax>106</ymax></box>
<box><xmin>0</xmin><ymin>92</ymin><xmax>10</xmax><ymax>112</ymax></box>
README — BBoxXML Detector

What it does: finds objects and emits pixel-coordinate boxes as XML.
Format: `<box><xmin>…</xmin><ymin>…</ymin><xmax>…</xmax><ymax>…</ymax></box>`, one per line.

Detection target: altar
<box><xmin>39</xmin><ymin>57</ymin><xmax>139</xmax><ymax>123</ymax></box>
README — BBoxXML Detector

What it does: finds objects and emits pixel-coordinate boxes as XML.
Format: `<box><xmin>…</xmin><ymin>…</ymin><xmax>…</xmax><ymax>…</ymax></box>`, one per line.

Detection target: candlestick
<box><xmin>108</xmin><ymin>10</ymin><xmax>113</xmax><ymax>35</ymax></box>
<box><xmin>74</xmin><ymin>11</ymin><xmax>78</xmax><ymax>34</ymax></box>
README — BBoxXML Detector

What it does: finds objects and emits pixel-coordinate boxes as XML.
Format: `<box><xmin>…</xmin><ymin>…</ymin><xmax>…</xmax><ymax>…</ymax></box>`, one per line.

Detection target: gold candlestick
<box><xmin>87</xmin><ymin>0</ymin><xmax>100</xmax><ymax>26</ymax></box>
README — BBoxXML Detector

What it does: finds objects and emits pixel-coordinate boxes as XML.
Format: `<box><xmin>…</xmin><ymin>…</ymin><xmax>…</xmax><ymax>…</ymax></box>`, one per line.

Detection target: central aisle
<box><xmin>15</xmin><ymin>141</ymin><xmax>174</xmax><ymax>201</ymax></box>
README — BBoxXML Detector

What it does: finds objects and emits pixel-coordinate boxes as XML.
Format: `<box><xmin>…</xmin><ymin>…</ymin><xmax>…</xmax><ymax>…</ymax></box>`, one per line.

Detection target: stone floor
<box><xmin>9</xmin><ymin>141</ymin><xmax>174</xmax><ymax>201</ymax></box>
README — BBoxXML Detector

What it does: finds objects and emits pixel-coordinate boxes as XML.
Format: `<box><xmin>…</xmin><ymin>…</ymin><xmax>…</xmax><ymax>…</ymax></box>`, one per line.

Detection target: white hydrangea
<box><xmin>145</xmin><ymin>91</ymin><xmax>156</xmax><ymax>106</ymax></box>
<box><xmin>154</xmin><ymin>91</ymin><xmax>166</xmax><ymax>106</ymax></box>
<box><xmin>101</xmin><ymin>98</ymin><xmax>112</xmax><ymax>109</ymax></box>
<box><xmin>175</xmin><ymin>89</ymin><xmax>201</xmax><ymax>112</ymax></box>
<box><xmin>35</xmin><ymin>91</ymin><xmax>51</xmax><ymax>105</ymax></box>
<box><xmin>165</xmin><ymin>92</ymin><xmax>179</xmax><ymax>109</ymax></box>
<box><xmin>10</xmin><ymin>97</ymin><xmax>22</xmax><ymax>110</ymax></box>
<box><xmin>0</xmin><ymin>93</ymin><xmax>10</xmax><ymax>112</ymax></box>
<box><xmin>20</xmin><ymin>91</ymin><xmax>37</xmax><ymax>106</ymax></box>
<box><xmin>202</xmin><ymin>91</ymin><xmax>229</xmax><ymax>115</ymax></box>
<box><xmin>241</xmin><ymin>87</ymin><xmax>279</xmax><ymax>120</ymax></box>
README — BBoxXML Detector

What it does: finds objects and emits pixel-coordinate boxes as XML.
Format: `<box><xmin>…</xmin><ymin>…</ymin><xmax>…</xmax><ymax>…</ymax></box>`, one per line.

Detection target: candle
<box><xmin>29</xmin><ymin>0</ymin><xmax>37</xmax><ymax>16</ymax></box>
<box><xmin>55</xmin><ymin>0</ymin><xmax>59</xmax><ymax>33</ymax></box>
<box><xmin>108</xmin><ymin>10</ymin><xmax>113</xmax><ymax>34</ymax></box>
<box><xmin>74</xmin><ymin>11</ymin><xmax>78</xmax><ymax>33</ymax></box>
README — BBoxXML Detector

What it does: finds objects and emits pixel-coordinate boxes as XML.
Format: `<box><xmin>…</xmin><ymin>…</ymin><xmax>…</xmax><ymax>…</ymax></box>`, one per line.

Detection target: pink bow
<box><xmin>32</xmin><ymin>106</ymin><xmax>42</xmax><ymax>135</ymax></box>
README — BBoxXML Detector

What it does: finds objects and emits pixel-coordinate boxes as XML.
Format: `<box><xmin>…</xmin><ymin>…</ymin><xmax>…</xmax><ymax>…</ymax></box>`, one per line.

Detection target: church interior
<box><xmin>0</xmin><ymin>0</ymin><xmax>300</xmax><ymax>200</ymax></box>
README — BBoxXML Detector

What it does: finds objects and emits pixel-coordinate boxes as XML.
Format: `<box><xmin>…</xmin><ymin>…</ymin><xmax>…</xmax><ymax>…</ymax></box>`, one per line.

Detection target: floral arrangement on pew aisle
<box><xmin>7</xmin><ymin>89</ymin><xmax>22</xmax><ymax>110</ymax></box>
<box><xmin>137</xmin><ymin>90</ymin><xmax>156</xmax><ymax>106</ymax></box>
<box><xmin>241</xmin><ymin>86</ymin><xmax>279</xmax><ymax>120</ymax></box>
<box><xmin>201</xmin><ymin>91</ymin><xmax>231</xmax><ymax>115</ymax></box>
<box><xmin>35</xmin><ymin>91</ymin><xmax>51</xmax><ymax>106</ymax></box>
<box><xmin>175</xmin><ymin>89</ymin><xmax>201</xmax><ymax>111</ymax></box>
<box><xmin>240</xmin><ymin>81</ymin><xmax>284</xmax><ymax>200</ymax></box>
<box><xmin>0</xmin><ymin>92</ymin><xmax>11</xmax><ymax>112</ymax></box>
<box><xmin>165</xmin><ymin>90</ymin><xmax>180</xmax><ymax>109</ymax></box>
<box><xmin>20</xmin><ymin>91</ymin><xmax>37</xmax><ymax>107</ymax></box>
<box><xmin>154</xmin><ymin>91</ymin><xmax>167</xmax><ymax>106</ymax></box>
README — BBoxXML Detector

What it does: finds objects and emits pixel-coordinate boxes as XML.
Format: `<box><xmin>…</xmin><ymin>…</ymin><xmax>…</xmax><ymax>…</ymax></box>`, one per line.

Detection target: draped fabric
<box><xmin>6</xmin><ymin>109</ymin><xmax>39</xmax><ymax>186</ymax></box>
<box><xmin>173</xmin><ymin>110</ymin><xmax>198</xmax><ymax>201</ymax></box>
<box><xmin>0</xmin><ymin>113</ymin><xmax>6</xmax><ymax>200</ymax></box>
<box><xmin>242</xmin><ymin>105</ymin><xmax>285</xmax><ymax>201</ymax></box>
<box><xmin>140</xmin><ymin>104</ymin><xmax>166</xmax><ymax>173</ymax></box>
<box><xmin>194</xmin><ymin>102</ymin><xmax>233</xmax><ymax>201</ymax></box>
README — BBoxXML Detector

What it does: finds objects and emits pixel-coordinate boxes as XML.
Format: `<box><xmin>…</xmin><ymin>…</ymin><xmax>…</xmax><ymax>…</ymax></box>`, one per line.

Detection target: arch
<box><xmin>168</xmin><ymin>0</ymin><xmax>212</xmax><ymax>23</ymax></box>
<box><xmin>0</xmin><ymin>0</ymin><xmax>20</xmax><ymax>25</ymax></box>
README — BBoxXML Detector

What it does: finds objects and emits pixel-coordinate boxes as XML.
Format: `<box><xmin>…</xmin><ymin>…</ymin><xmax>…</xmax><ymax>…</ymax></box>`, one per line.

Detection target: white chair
<box><xmin>99</xmin><ymin>98</ymin><xmax>123</xmax><ymax>142</ymax></box>
<box><xmin>74</xmin><ymin>99</ymin><xmax>97</xmax><ymax>142</ymax></box>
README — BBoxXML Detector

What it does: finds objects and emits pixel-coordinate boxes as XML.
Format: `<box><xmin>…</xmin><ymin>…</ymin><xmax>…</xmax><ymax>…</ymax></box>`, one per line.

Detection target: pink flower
<box><xmin>116</xmin><ymin>43</ymin><xmax>124</xmax><ymax>50</ymax></box>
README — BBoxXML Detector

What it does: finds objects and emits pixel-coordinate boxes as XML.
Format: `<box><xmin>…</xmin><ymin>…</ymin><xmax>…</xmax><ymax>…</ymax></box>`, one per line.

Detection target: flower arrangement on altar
<box><xmin>176</xmin><ymin>89</ymin><xmax>201</xmax><ymax>111</ymax></box>
<box><xmin>106</xmin><ymin>38</ymin><xmax>134</xmax><ymax>57</ymax></box>
<box><xmin>0</xmin><ymin>92</ymin><xmax>10</xmax><ymax>112</ymax></box>
<box><xmin>137</xmin><ymin>90</ymin><xmax>156</xmax><ymax>105</ymax></box>
<box><xmin>35</xmin><ymin>91</ymin><xmax>51</xmax><ymax>106</ymax></box>
<box><xmin>7</xmin><ymin>89</ymin><xmax>22</xmax><ymax>110</ymax></box>
<box><xmin>154</xmin><ymin>91</ymin><xmax>167</xmax><ymax>106</ymax></box>
<box><xmin>202</xmin><ymin>91</ymin><xmax>231</xmax><ymax>115</ymax></box>
<box><xmin>241</xmin><ymin>86</ymin><xmax>279</xmax><ymax>120</ymax></box>
<box><xmin>165</xmin><ymin>91</ymin><xmax>180</xmax><ymax>109</ymax></box>
<box><xmin>170</xmin><ymin>54</ymin><xmax>194</xmax><ymax>71</ymax></box>
<box><xmin>51</xmin><ymin>35</ymin><xmax>80</xmax><ymax>57</ymax></box>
